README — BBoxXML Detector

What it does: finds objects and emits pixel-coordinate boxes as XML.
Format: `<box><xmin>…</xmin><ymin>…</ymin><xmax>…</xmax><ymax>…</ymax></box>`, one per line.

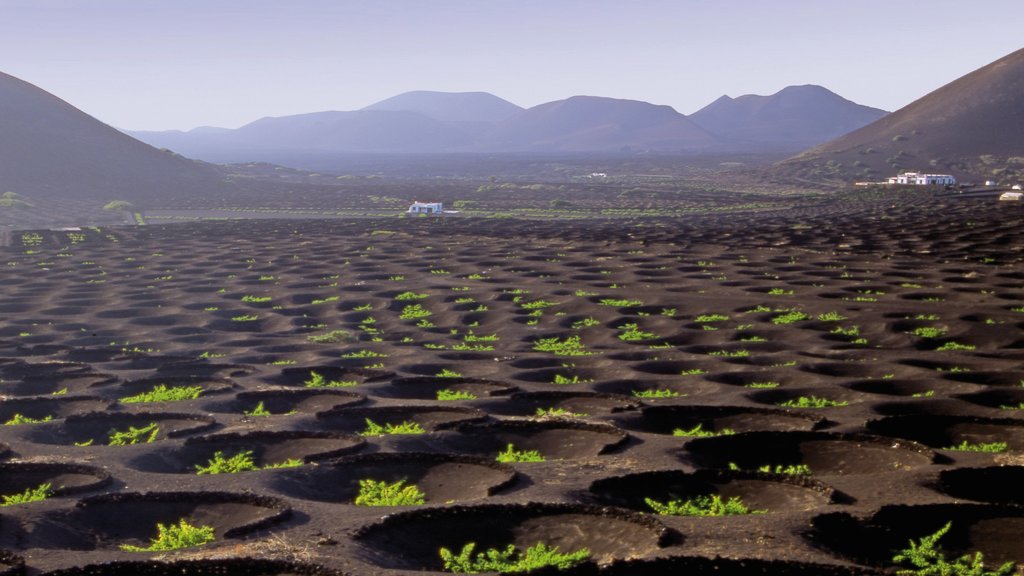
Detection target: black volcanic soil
<box><xmin>0</xmin><ymin>190</ymin><xmax>1022</xmax><ymax>575</ymax></box>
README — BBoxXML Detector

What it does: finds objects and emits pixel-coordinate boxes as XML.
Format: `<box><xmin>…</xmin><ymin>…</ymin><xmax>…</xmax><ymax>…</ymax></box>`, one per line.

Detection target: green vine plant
<box><xmin>892</xmin><ymin>521</ymin><xmax>1016</xmax><ymax>576</ymax></box>
<box><xmin>304</xmin><ymin>371</ymin><xmax>356</xmax><ymax>388</ymax></box>
<box><xmin>359</xmin><ymin>418</ymin><xmax>426</xmax><ymax>436</ymax></box>
<box><xmin>439</xmin><ymin>542</ymin><xmax>590</xmax><ymax>574</ymax></box>
<box><xmin>120</xmin><ymin>384</ymin><xmax>203</xmax><ymax>403</ymax></box>
<box><xmin>943</xmin><ymin>441</ymin><xmax>1008</xmax><ymax>453</ymax></box>
<box><xmin>4</xmin><ymin>413</ymin><xmax>53</xmax><ymax>425</ymax></box>
<box><xmin>495</xmin><ymin>443</ymin><xmax>545</xmax><ymax>463</ymax></box>
<box><xmin>672</xmin><ymin>424</ymin><xmax>735</xmax><ymax>437</ymax></box>
<box><xmin>1</xmin><ymin>483</ymin><xmax>51</xmax><ymax>506</ymax></box>
<box><xmin>108</xmin><ymin>422</ymin><xmax>160</xmax><ymax>446</ymax></box>
<box><xmin>120</xmin><ymin>519</ymin><xmax>216</xmax><ymax>552</ymax></box>
<box><xmin>353</xmin><ymin>478</ymin><xmax>426</xmax><ymax>506</ymax></box>
<box><xmin>437</xmin><ymin>389</ymin><xmax>477</xmax><ymax>401</ymax></box>
<box><xmin>193</xmin><ymin>450</ymin><xmax>300</xmax><ymax>474</ymax></box>
<box><xmin>644</xmin><ymin>494</ymin><xmax>764</xmax><ymax>516</ymax></box>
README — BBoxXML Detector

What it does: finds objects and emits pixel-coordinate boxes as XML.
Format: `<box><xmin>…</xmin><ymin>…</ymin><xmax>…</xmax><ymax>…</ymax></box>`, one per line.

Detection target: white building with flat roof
<box><xmin>407</xmin><ymin>201</ymin><xmax>444</xmax><ymax>215</ymax></box>
<box><xmin>887</xmin><ymin>172</ymin><xmax>956</xmax><ymax>186</ymax></box>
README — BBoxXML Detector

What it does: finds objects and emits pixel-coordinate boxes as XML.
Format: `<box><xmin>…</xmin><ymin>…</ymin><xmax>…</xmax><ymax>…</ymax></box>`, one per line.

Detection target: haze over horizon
<box><xmin>1</xmin><ymin>0</ymin><xmax>1021</xmax><ymax>132</ymax></box>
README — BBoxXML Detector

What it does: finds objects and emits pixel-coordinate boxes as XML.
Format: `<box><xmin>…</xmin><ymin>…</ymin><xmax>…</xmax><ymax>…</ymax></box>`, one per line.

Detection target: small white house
<box><xmin>1012</xmin><ymin>184</ymin><xmax>1022</xmax><ymax>191</ymax></box>
<box><xmin>407</xmin><ymin>201</ymin><xmax>443</xmax><ymax>215</ymax></box>
<box><xmin>887</xmin><ymin>172</ymin><xmax>956</xmax><ymax>186</ymax></box>
<box><xmin>999</xmin><ymin>191</ymin><xmax>1023</xmax><ymax>201</ymax></box>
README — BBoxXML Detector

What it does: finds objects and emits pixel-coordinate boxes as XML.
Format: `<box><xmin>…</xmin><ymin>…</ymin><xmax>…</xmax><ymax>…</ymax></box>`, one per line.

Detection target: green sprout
<box><xmin>496</xmin><ymin>443</ymin><xmax>545</xmax><ymax>463</ymax></box>
<box><xmin>1</xmin><ymin>483</ymin><xmax>51</xmax><ymax>506</ymax></box>
<box><xmin>119</xmin><ymin>384</ymin><xmax>203</xmax><ymax>404</ymax></box>
<box><xmin>644</xmin><ymin>494</ymin><xmax>762</xmax><ymax>516</ymax></box>
<box><xmin>671</xmin><ymin>424</ymin><xmax>735</xmax><ymax>437</ymax></box>
<box><xmin>893</xmin><ymin>521</ymin><xmax>1016</xmax><ymax>576</ymax></box>
<box><xmin>4</xmin><ymin>413</ymin><xmax>54</xmax><ymax>425</ymax></box>
<box><xmin>120</xmin><ymin>519</ymin><xmax>216</xmax><ymax>552</ymax></box>
<box><xmin>360</xmin><ymin>418</ymin><xmax>426</xmax><ymax>436</ymax></box>
<box><xmin>353</xmin><ymin>479</ymin><xmax>426</xmax><ymax>506</ymax></box>
<box><xmin>437</xmin><ymin>389</ymin><xmax>477</xmax><ymax>401</ymax></box>
<box><xmin>108</xmin><ymin>422</ymin><xmax>160</xmax><ymax>446</ymax></box>
<box><xmin>440</xmin><ymin>542</ymin><xmax>589</xmax><ymax>573</ymax></box>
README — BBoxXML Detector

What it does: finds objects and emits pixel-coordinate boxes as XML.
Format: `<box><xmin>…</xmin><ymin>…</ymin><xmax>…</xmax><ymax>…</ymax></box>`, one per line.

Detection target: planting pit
<box><xmin>936</xmin><ymin>466</ymin><xmax>1024</xmax><ymax>505</ymax></box>
<box><xmin>112</xmin><ymin>376</ymin><xmax>236</xmax><ymax>402</ymax></box>
<box><xmin>435</xmin><ymin>420</ymin><xmax>629</xmax><ymax>460</ymax></box>
<box><xmin>312</xmin><ymin>405</ymin><xmax>487</xmax><ymax>434</ymax></box>
<box><xmin>0</xmin><ymin>397</ymin><xmax>112</xmax><ymax>423</ymax></box>
<box><xmin>127</xmin><ymin>430</ymin><xmax>365</xmax><ymax>473</ymax></box>
<box><xmin>271</xmin><ymin>452</ymin><xmax>516</xmax><ymax>504</ymax></box>
<box><xmin>0</xmin><ymin>373</ymin><xmax>116</xmax><ymax>397</ymax></box>
<box><xmin>615</xmin><ymin>405</ymin><xmax>825</xmax><ymax>436</ymax></box>
<box><xmin>20</xmin><ymin>492</ymin><xmax>290</xmax><ymax>551</ymax></box>
<box><xmin>808</xmin><ymin>504</ymin><xmax>1024</xmax><ymax>570</ymax></box>
<box><xmin>483</xmin><ymin>391</ymin><xmax>639</xmax><ymax>417</ymax></box>
<box><xmin>203</xmin><ymin>388</ymin><xmax>365</xmax><ymax>415</ymax></box>
<box><xmin>0</xmin><ymin>462</ymin><xmax>111</xmax><ymax>497</ymax></box>
<box><xmin>353</xmin><ymin>503</ymin><xmax>670</xmax><ymax>570</ymax></box>
<box><xmin>24</xmin><ymin>412</ymin><xmax>218</xmax><ymax>446</ymax></box>
<box><xmin>588</xmin><ymin>469</ymin><xmax>840</xmax><ymax>514</ymax></box>
<box><xmin>684</xmin><ymin>431</ymin><xmax>938</xmax><ymax>475</ymax></box>
<box><xmin>368</xmin><ymin>376</ymin><xmax>517</xmax><ymax>400</ymax></box>
<box><xmin>866</xmin><ymin>414</ymin><xmax>1024</xmax><ymax>451</ymax></box>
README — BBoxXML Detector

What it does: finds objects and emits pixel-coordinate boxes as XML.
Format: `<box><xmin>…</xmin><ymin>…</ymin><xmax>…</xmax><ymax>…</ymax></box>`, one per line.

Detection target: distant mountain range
<box><xmin>127</xmin><ymin>86</ymin><xmax>887</xmax><ymax>166</ymax></box>
<box><xmin>779</xmin><ymin>47</ymin><xmax>1024</xmax><ymax>183</ymax></box>
<box><xmin>690</xmin><ymin>85</ymin><xmax>887</xmax><ymax>151</ymax></box>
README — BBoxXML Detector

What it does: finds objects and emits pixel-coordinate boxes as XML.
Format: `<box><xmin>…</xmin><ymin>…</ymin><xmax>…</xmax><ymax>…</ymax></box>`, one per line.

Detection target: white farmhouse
<box><xmin>407</xmin><ymin>201</ymin><xmax>444</xmax><ymax>215</ymax></box>
<box><xmin>999</xmin><ymin>191</ymin><xmax>1023</xmax><ymax>201</ymax></box>
<box><xmin>887</xmin><ymin>172</ymin><xmax>956</xmax><ymax>186</ymax></box>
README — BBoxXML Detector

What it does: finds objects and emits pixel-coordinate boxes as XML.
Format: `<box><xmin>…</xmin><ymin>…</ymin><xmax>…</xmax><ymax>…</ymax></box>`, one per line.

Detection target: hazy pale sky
<box><xmin>1</xmin><ymin>0</ymin><xmax>1021</xmax><ymax>131</ymax></box>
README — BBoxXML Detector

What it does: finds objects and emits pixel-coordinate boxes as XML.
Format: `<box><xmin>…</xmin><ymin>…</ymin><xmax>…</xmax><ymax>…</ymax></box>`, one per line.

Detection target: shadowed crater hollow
<box><xmin>24</xmin><ymin>412</ymin><xmax>218</xmax><ymax>446</ymax></box>
<box><xmin>127</xmin><ymin>430</ymin><xmax>366</xmax><ymax>474</ymax></box>
<box><xmin>684</xmin><ymin>431</ymin><xmax>939</xmax><ymax>475</ymax></box>
<box><xmin>19</xmin><ymin>491</ymin><xmax>291</xmax><ymax>551</ymax></box>
<box><xmin>807</xmin><ymin>504</ymin><xmax>1024</xmax><ymax>570</ymax></box>
<box><xmin>353</xmin><ymin>503</ymin><xmax>671</xmax><ymax>571</ymax></box>
<box><xmin>0</xmin><ymin>462</ymin><xmax>111</xmax><ymax>498</ymax></box>
<box><xmin>270</xmin><ymin>452</ymin><xmax>517</xmax><ymax>504</ymax></box>
<box><xmin>587</xmin><ymin>468</ymin><xmax>842</xmax><ymax>514</ymax></box>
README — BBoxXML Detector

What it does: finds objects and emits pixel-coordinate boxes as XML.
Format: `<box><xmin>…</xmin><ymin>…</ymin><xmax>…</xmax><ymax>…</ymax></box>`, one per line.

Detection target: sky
<box><xmin>1</xmin><ymin>0</ymin><xmax>1021</xmax><ymax>131</ymax></box>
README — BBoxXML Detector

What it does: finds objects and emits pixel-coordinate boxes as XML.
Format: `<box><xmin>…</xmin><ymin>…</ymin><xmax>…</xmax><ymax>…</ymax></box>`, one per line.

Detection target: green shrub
<box><xmin>395</xmin><ymin>291</ymin><xmax>429</xmax><ymax>300</ymax></box>
<box><xmin>307</xmin><ymin>330</ymin><xmax>353</xmax><ymax>343</ymax></box>
<box><xmin>496</xmin><ymin>443</ymin><xmax>544</xmax><ymax>463</ymax></box>
<box><xmin>617</xmin><ymin>323</ymin><xmax>656</xmax><ymax>341</ymax></box>
<box><xmin>4</xmin><ymin>413</ymin><xmax>53</xmax><ymax>425</ymax></box>
<box><xmin>672</xmin><ymin>424</ymin><xmax>734</xmax><ymax>437</ymax></box>
<box><xmin>120</xmin><ymin>519</ymin><xmax>215</xmax><ymax>552</ymax></box>
<box><xmin>437</xmin><ymin>389</ymin><xmax>477</xmax><ymax>401</ymax></box>
<box><xmin>893</xmin><ymin>521</ymin><xmax>1015</xmax><ymax>575</ymax></box>
<box><xmin>632</xmin><ymin>389</ymin><xmax>680</xmax><ymax>399</ymax></box>
<box><xmin>532</xmin><ymin>335</ymin><xmax>592</xmax><ymax>356</ymax></box>
<box><xmin>778</xmin><ymin>396</ymin><xmax>848</xmax><ymax>408</ymax></box>
<box><xmin>1</xmin><ymin>483</ymin><xmax>51</xmax><ymax>506</ymax></box>
<box><xmin>304</xmin><ymin>371</ymin><xmax>356</xmax><ymax>388</ymax></box>
<box><xmin>360</xmin><ymin>418</ymin><xmax>425</xmax><ymax>436</ymax></box>
<box><xmin>440</xmin><ymin>542</ymin><xmax>589</xmax><ymax>573</ymax></box>
<box><xmin>108</xmin><ymin>422</ymin><xmax>160</xmax><ymax>445</ymax></box>
<box><xmin>644</xmin><ymin>494</ymin><xmax>762</xmax><ymax>516</ymax></box>
<box><xmin>120</xmin><ymin>384</ymin><xmax>203</xmax><ymax>403</ymax></box>
<box><xmin>400</xmin><ymin>304</ymin><xmax>432</xmax><ymax>320</ymax></box>
<box><xmin>944</xmin><ymin>441</ymin><xmax>1008</xmax><ymax>453</ymax></box>
<box><xmin>771</xmin><ymin>311</ymin><xmax>809</xmax><ymax>324</ymax></box>
<box><xmin>103</xmin><ymin>200</ymin><xmax>134</xmax><ymax>211</ymax></box>
<box><xmin>354</xmin><ymin>479</ymin><xmax>425</xmax><ymax>506</ymax></box>
<box><xmin>195</xmin><ymin>450</ymin><xmax>260</xmax><ymax>474</ymax></box>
